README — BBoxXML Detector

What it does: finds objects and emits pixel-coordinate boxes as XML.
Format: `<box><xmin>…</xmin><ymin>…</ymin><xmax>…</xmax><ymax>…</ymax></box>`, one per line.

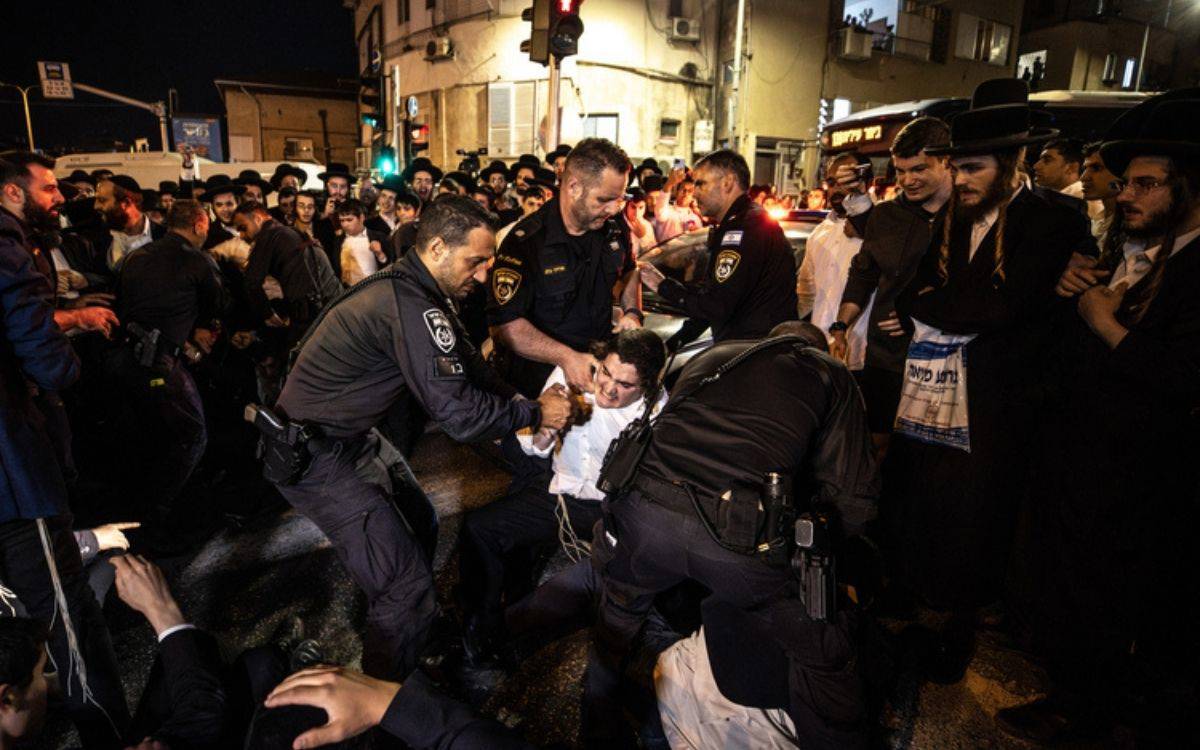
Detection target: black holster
<box><xmin>245</xmin><ymin>404</ymin><xmax>316</xmax><ymax>486</ymax></box>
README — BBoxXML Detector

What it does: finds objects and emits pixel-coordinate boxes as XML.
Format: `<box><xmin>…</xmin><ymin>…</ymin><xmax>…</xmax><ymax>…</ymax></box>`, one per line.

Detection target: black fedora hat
<box><xmin>636</xmin><ymin>157</ymin><xmax>663</xmax><ymax>176</ymax></box>
<box><xmin>199</xmin><ymin>174</ymin><xmax>246</xmax><ymax>202</ymax></box>
<box><xmin>141</xmin><ymin>189</ymin><xmax>162</xmax><ymax>212</ymax></box>
<box><xmin>158</xmin><ymin>180</ymin><xmax>179</xmax><ymax>197</ymax></box>
<box><xmin>269</xmin><ymin>162</ymin><xmax>308</xmax><ymax>188</ymax></box>
<box><xmin>376</xmin><ymin>174</ymin><xmax>408</xmax><ymax>195</ymax></box>
<box><xmin>528</xmin><ymin>165</ymin><xmax>557</xmax><ymax>189</ymax></box>
<box><xmin>400</xmin><ymin>157</ymin><xmax>443</xmax><ymax>184</ymax></box>
<box><xmin>234</xmin><ymin>169</ymin><xmax>275</xmax><ymax>196</ymax></box>
<box><xmin>545</xmin><ymin>144</ymin><xmax>572</xmax><ymax>164</ymax></box>
<box><xmin>1099</xmin><ymin>88</ymin><xmax>1200</xmax><ymax>177</ymax></box>
<box><xmin>58</xmin><ymin>180</ymin><xmax>81</xmax><ymax>200</ymax></box>
<box><xmin>478</xmin><ymin>160</ymin><xmax>509</xmax><ymax>182</ymax></box>
<box><xmin>927</xmin><ymin>79</ymin><xmax>1058</xmax><ymax>157</ymax></box>
<box><xmin>65</xmin><ymin>169</ymin><xmax>96</xmax><ymax>187</ymax></box>
<box><xmin>316</xmin><ymin>162</ymin><xmax>357</xmax><ymax>185</ymax></box>
<box><xmin>443</xmin><ymin>170</ymin><xmax>478</xmax><ymax>191</ymax></box>
<box><xmin>509</xmin><ymin>153</ymin><xmax>541</xmax><ymax>180</ymax></box>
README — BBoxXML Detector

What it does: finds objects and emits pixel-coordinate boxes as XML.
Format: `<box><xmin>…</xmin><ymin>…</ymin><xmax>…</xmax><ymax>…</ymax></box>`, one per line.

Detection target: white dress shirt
<box><xmin>1110</xmin><ymin>225</ymin><xmax>1200</xmax><ymax>290</ymax></box>
<box><xmin>340</xmin><ymin>232</ymin><xmax>377</xmax><ymax>285</ymax></box>
<box><xmin>797</xmin><ymin>214</ymin><xmax>874</xmax><ymax>370</ymax></box>
<box><xmin>518</xmin><ymin>367</ymin><xmax>668</xmax><ymax>501</ymax></box>
<box><xmin>108</xmin><ymin>214</ymin><xmax>155</xmax><ymax>269</ymax></box>
<box><xmin>969</xmin><ymin>185</ymin><xmax>1024</xmax><ymax>261</ymax></box>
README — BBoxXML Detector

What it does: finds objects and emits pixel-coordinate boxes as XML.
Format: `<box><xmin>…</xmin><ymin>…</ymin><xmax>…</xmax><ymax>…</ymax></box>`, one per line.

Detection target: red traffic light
<box><xmin>557</xmin><ymin>0</ymin><xmax>581</xmax><ymax>11</ymax></box>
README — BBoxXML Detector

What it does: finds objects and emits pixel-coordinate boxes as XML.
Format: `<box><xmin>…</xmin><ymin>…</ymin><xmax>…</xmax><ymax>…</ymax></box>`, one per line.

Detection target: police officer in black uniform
<box><xmin>271</xmin><ymin>195</ymin><xmax>572</xmax><ymax>682</ymax></box>
<box><xmin>587</xmin><ymin>328</ymin><xmax>879</xmax><ymax>748</ymax></box>
<box><xmin>639</xmin><ymin>149</ymin><xmax>798</xmax><ymax>351</ymax></box>
<box><xmin>487</xmin><ymin>138</ymin><xmax>643</xmax><ymax>398</ymax></box>
<box><xmin>106</xmin><ymin>199</ymin><xmax>228</xmax><ymax>536</ymax></box>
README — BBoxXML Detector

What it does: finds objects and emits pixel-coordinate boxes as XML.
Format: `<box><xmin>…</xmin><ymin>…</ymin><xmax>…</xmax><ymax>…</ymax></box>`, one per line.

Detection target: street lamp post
<box><xmin>0</xmin><ymin>82</ymin><xmax>39</xmax><ymax>151</ymax></box>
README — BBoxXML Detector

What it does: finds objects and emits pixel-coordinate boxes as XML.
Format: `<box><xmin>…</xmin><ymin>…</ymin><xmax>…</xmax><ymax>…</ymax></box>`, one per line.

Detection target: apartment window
<box><xmin>398</xmin><ymin>0</ymin><xmax>410</xmax><ymax>23</ymax></box>
<box><xmin>487</xmin><ymin>81</ymin><xmax>537</xmax><ymax>157</ymax></box>
<box><xmin>954</xmin><ymin>13</ymin><xmax>1012</xmax><ymax>66</ymax></box>
<box><xmin>582</xmin><ymin>114</ymin><xmax>619</xmax><ymax>143</ymax></box>
<box><xmin>284</xmin><ymin>138</ymin><xmax>314</xmax><ymax>161</ymax></box>
<box><xmin>658</xmin><ymin>119</ymin><xmax>680</xmax><ymax>143</ymax></box>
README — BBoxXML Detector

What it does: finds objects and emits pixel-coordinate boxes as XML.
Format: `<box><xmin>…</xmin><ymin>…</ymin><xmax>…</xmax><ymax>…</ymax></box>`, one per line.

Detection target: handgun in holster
<box><xmin>126</xmin><ymin>321</ymin><xmax>162</xmax><ymax>370</ymax></box>
<box><xmin>792</xmin><ymin>509</ymin><xmax>837</xmax><ymax>622</ymax></box>
<box><xmin>244</xmin><ymin>403</ymin><xmax>316</xmax><ymax>486</ymax></box>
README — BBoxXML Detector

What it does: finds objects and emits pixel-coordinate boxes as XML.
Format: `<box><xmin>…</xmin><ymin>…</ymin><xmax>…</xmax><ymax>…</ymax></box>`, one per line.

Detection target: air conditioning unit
<box><xmin>836</xmin><ymin>27</ymin><xmax>873</xmax><ymax>61</ymax></box>
<box><xmin>669</xmin><ymin>17</ymin><xmax>701</xmax><ymax>43</ymax></box>
<box><xmin>354</xmin><ymin>147</ymin><xmax>371</xmax><ymax>173</ymax></box>
<box><xmin>425</xmin><ymin>36</ymin><xmax>453</xmax><ymax>61</ymax></box>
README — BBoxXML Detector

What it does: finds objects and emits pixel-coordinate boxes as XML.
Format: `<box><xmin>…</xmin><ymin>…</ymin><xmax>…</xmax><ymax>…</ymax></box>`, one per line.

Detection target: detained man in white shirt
<box><xmin>457</xmin><ymin>328</ymin><xmax>667</xmax><ymax>661</ymax></box>
<box><xmin>337</xmin><ymin>198</ymin><xmax>389</xmax><ymax>285</ymax></box>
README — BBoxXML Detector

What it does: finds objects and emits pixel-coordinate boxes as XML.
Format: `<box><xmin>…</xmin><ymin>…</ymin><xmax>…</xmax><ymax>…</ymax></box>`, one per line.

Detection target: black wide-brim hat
<box><xmin>443</xmin><ymin>170</ymin><xmax>478</xmax><ymax>191</ymax></box>
<box><xmin>316</xmin><ymin>162</ymin><xmax>358</xmax><ymax>185</ymax></box>
<box><xmin>158</xmin><ymin>180</ymin><xmax>179</xmax><ymax>196</ymax></box>
<box><xmin>636</xmin><ymin>157</ymin><xmax>663</xmax><ymax>175</ymax></box>
<box><xmin>269</xmin><ymin>163</ymin><xmax>308</xmax><ymax>188</ymax></box>
<box><xmin>199</xmin><ymin>174</ymin><xmax>246</xmax><ymax>202</ymax></box>
<box><xmin>400</xmin><ymin>157</ymin><xmax>443</xmax><ymax>184</ymax></box>
<box><xmin>926</xmin><ymin>78</ymin><xmax>1058</xmax><ymax>157</ymax></box>
<box><xmin>65</xmin><ymin>169</ymin><xmax>95</xmax><ymax>187</ymax></box>
<box><xmin>234</xmin><ymin>169</ymin><xmax>275</xmax><ymax>196</ymax></box>
<box><xmin>376</xmin><ymin>174</ymin><xmax>408</xmax><ymax>195</ymax></box>
<box><xmin>478</xmin><ymin>160</ymin><xmax>509</xmax><ymax>181</ymax></box>
<box><xmin>141</xmin><ymin>189</ymin><xmax>162</xmax><ymax>212</ymax></box>
<box><xmin>509</xmin><ymin>153</ymin><xmax>541</xmax><ymax>180</ymax></box>
<box><xmin>528</xmin><ymin>166</ymin><xmax>557</xmax><ymax>189</ymax></box>
<box><xmin>1099</xmin><ymin>90</ymin><xmax>1200</xmax><ymax>177</ymax></box>
<box><xmin>545</xmin><ymin>144</ymin><xmax>572</xmax><ymax>164</ymax></box>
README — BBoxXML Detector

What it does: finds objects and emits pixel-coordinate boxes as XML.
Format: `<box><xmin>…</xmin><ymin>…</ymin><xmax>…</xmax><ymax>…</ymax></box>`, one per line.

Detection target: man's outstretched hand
<box><xmin>264</xmin><ymin>666</ymin><xmax>400</xmax><ymax>749</ymax></box>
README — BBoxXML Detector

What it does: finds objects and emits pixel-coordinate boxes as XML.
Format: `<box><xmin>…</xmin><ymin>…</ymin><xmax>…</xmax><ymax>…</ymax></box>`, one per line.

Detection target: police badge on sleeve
<box><xmin>714</xmin><ymin>250</ymin><xmax>741</xmax><ymax>283</ymax></box>
<box><xmin>493</xmin><ymin>268</ymin><xmax>522</xmax><ymax>305</ymax></box>
<box><xmin>423</xmin><ymin>309</ymin><xmax>456</xmax><ymax>353</ymax></box>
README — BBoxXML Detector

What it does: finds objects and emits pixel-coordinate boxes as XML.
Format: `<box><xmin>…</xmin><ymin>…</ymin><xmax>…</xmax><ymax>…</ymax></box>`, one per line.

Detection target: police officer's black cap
<box><xmin>478</xmin><ymin>160</ymin><xmax>509</xmax><ymax>181</ymax></box>
<box><xmin>66</xmin><ymin>169</ymin><xmax>95</xmax><ymax>187</ymax></box>
<box><xmin>199</xmin><ymin>174</ymin><xmax>246</xmax><ymax>202</ymax></box>
<box><xmin>108</xmin><ymin>174</ymin><xmax>142</xmax><ymax>195</ymax></box>
<box><xmin>234</xmin><ymin>169</ymin><xmax>276</xmax><ymax>196</ymax></box>
<box><xmin>158</xmin><ymin>180</ymin><xmax>180</xmax><ymax>196</ymax></box>
<box><xmin>641</xmin><ymin>174</ymin><xmax>666</xmax><ymax>192</ymax></box>
<box><xmin>316</xmin><ymin>162</ymin><xmax>358</xmax><ymax>185</ymax></box>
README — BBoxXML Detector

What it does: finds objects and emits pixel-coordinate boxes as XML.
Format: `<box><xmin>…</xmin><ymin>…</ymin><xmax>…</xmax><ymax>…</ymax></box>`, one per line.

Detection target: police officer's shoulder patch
<box><xmin>423</xmin><ymin>309</ymin><xmax>456</xmax><ymax>353</ymax></box>
<box><xmin>433</xmin><ymin>354</ymin><xmax>465</xmax><ymax>379</ymax></box>
<box><xmin>493</xmin><ymin>268</ymin><xmax>522</xmax><ymax>305</ymax></box>
<box><xmin>714</xmin><ymin>249</ymin><xmax>741</xmax><ymax>283</ymax></box>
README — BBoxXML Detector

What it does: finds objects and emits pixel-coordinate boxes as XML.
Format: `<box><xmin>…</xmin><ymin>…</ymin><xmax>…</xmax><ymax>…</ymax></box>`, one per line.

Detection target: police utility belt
<box><xmin>596</xmin><ymin>335</ymin><xmax>839</xmax><ymax>621</ymax></box>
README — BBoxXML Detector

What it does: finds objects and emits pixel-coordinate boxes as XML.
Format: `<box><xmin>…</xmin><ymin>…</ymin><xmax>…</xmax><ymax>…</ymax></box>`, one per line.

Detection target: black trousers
<box><xmin>0</xmin><ymin>515</ymin><xmax>129</xmax><ymax>748</ymax></box>
<box><xmin>459</xmin><ymin>483</ymin><xmax>603</xmax><ymax>633</ymax></box>
<box><xmin>277</xmin><ymin>431</ymin><xmax>438</xmax><ymax>681</ymax></box>
<box><xmin>103</xmin><ymin>347</ymin><xmax>207</xmax><ymax>516</ymax></box>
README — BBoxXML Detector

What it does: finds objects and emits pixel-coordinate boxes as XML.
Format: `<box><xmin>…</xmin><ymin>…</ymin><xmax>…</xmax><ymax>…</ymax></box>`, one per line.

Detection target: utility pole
<box><xmin>0</xmin><ymin>83</ymin><xmax>38</xmax><ymax>150</ymax></box>
<box><xmin>731</xmin><ymin>0</ymin><xmax>747</xmax><ymax>153</ymax></box>
<box><xmin>546</xmin><ymin>54</ymin><xmax>561</xmax><ymax>154</ymax></box>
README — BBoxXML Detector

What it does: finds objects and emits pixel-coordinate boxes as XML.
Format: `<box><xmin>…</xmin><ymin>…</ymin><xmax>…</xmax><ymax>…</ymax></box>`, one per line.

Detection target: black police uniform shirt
<box><xmin>486</xmin><ymin>198</ymin><xmax>634</xmax><ymax>391</ymax></box>
<box><xmin>277</xmin><ymin>250</ymin><xmax>539</xmax><ymax>441</ymax></box>
<box><xmin>115</xmin><ymin>232</ymin><xmax>228</xmax><ymax>349</ymax></box>
<box><xmin>655</xmin><ymin>193</ymin><xmax>798</xmax><ymax>342</ymax></box>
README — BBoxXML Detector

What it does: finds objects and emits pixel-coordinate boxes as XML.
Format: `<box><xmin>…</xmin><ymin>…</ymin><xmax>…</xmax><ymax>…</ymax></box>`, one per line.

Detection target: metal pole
<box><xmin>392</xmin><ymin>64</ymin><xmax>404</xmax><ymax>171</ymax></box>
<box><xmin>546</xmin><ymin>54</ymin><xmax>561</xmax><ymax>152</ymax></box>
<box><xmin>1136</xmin><ymin>0</ymin><xmax>1173</xmax><ymax>92</ymax></box>
<box><xmin>20</xmin><ymin>87</ymin><xmax>35</xmax><ymax>151</ymax></box>
<box><xmin>731</xmin><ymin>0</ymin><xmax>747</xmax><ymax>152</ymax></box>
<box><xmin>156</xmin><ymin>102</ymin><xmax>169</xmax><ymax>153</ymax></box>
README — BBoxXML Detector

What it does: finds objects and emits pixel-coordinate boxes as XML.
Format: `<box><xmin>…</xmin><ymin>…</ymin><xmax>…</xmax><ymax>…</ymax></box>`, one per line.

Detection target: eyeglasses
<box><xmin>1110</xmin><ymin>177</ymin><xmax>1169</xmax><ymax>196</ymax></box>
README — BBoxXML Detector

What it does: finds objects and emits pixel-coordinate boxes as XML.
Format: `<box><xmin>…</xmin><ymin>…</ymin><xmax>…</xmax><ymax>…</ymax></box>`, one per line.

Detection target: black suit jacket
<box><xmin>128</xmin><ymin>628</ymin><xmax>226</xmax><ymax>749</ymax></box>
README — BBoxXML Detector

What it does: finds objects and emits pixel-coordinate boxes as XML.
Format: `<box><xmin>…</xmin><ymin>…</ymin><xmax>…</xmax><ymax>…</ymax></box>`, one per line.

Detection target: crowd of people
<box><xmin>0</xmin><ymin>77</ymin><xmax>1196</xmax><ymax>750</ymax></box>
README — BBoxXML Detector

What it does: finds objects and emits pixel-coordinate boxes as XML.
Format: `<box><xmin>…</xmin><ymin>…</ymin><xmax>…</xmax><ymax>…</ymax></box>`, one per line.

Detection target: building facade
<box><xmin>350</xmin><ymin>0</ymin><xmax>1024</xmax><ymax>189</ymax></box>
<box><xmin>1018</xmin><ymin>0</ymin><xmax>1199</xmax><ymax>95</ymax></box>
<box><xmin>214</xmin><ymin>73</ymin><xmax>360</xmax><ymax>165</ymax></box>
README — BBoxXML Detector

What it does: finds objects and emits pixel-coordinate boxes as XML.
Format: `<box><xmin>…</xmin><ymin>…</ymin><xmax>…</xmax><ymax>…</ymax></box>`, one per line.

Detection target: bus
<box><xmin>819</xmin><ymin>89</ymin><xmax>1153</xmax><ymax>181</ymax></box>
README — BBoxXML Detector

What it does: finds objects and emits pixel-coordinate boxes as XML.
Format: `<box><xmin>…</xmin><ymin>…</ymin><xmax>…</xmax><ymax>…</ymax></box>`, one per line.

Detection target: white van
<box><xmin>53</xmin><ymin>152</ymin><xmax>324</xmax><ymax>200</ymax></box>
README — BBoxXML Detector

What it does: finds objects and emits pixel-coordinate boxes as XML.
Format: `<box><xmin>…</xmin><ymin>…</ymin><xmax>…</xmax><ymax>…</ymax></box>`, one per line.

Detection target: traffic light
<box><xmin>549</xmin><ymin>0</ymin><xmax>584</xmax><ymax>58</ymax></box>
<box><xmin>376</xmin><ymin>146</ymin><xmax>397</xmax><ymax>176</ymax></box>
<box><xmin>360</xmin><ymin>75</ymin><xmax>385</xmax><ymax>131</ymax></box>
<box><xmin>407</xmin><ymin>121</ymin><xmax>429</xmax><ymax>158</ymax></box>
<box><xmin>520</xmin><ymin>0</ymin><xmax>550</xmax><ymax>65</ymax></box>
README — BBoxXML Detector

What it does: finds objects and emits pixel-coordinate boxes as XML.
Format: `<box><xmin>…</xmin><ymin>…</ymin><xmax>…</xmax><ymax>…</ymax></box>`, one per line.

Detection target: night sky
<box><xmin>0</xmin><ymin>0</ymin><xmax>357</xmax><ymax>154</ymax></box>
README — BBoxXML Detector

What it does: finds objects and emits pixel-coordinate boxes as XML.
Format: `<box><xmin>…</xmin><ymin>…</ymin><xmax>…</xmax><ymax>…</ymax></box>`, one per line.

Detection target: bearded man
<box><xmin>94</xmin><ymin>174</ymin><xmax>166</xmax><ymax>269</ymax></box>
<box><xmin>882</xmin><ymin>80</ymin><xmax>1095</xmax><ymax>683</ymax></box>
